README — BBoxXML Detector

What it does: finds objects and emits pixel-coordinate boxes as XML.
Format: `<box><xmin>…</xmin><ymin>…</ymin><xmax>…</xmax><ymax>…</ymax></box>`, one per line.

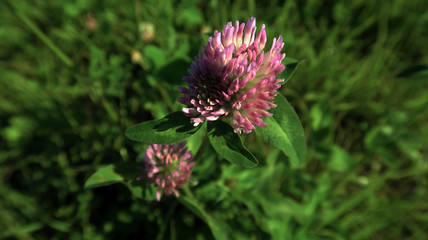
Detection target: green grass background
<box><xmin>1</xmin><ymin>0</ymin><xmax>427</xmax><ymax>239</ymax></box>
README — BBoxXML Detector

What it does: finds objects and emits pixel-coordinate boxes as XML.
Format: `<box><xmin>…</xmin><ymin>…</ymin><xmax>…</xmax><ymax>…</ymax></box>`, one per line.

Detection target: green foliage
<box><xmin>207</xmin><ymin>121</ymin><xmax>258</xmax><ymax>168</ymax></box>
<box><xmin>280</xmin><ymin>57</ymin><xmax>300</xmax><ymax>84</ymax></box>
<box><xmin>84</xmin><ymin>164</ymin><xmax>129</xmax><ymax>188</ymax></box>
<box><xmin>85</xmin><ymin>163</ymin><xmax>157</xmax><ymax>201</ymax></box>
<box><xmin>125</xmin><ymin>111</ymin><xmax>202</xmax><ymax>144</ymax></box>
<box><xmin>1</xmin><ymin>0</ymin><xmax>427</xmax><ymax>239</ymax></box>
<box><xmin>256</xmin><ymin>93</ymin><xmax>307</xmax><ymax>167</ymax></box>
<box><xmin>179</xmin><ymin>195</ymin><xmax>231</xmax><ymax>239</ymax></box>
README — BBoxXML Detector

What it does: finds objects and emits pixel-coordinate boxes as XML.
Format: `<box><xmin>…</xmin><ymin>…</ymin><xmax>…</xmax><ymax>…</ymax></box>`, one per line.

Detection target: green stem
<box><xmin>182</xmin><ymin>185</ymin><xmax>195</xmax><ymax>199</ymax></box>
<box><xmin>193</xmin><ymin>135</ymin><xmax>210</xmax><ymax>163</ymax></box>
<box><xmin>178</xmin><ymin>187</ymin><xmax>228</xmax><ymax>239</ymax></box>
<box><xmin>157</xmin><ymin>201</ymin><xmax>177</xmax><ymax>240</ymax></box>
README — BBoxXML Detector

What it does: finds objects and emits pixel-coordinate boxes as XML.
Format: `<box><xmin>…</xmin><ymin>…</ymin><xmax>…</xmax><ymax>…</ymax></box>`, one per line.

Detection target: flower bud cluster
<box><xmin>141</xmin><ymin>142</ymin><xmax>194</xmax><ymax>201</ymax></box>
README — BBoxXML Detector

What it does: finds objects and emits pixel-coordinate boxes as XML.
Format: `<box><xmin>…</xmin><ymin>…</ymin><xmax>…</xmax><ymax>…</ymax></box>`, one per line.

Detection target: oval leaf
<box><xmin>255</xmin><ymin>93</ymin><xmax>307</xmax><ymax>166</ymax></box>
<box><xmin>125</xmin><ymin>111</ymin><xmax>201</xmax><ymax>144</ymax></box>
<box><xmin>207</xmin><ymin>121</ymin><xmax>258</xmax><ymax>168</ymax></box>
<box><xmin>85</xmin><ymin>162</ymin><xmax>157</xmax><ymax>200</ymax></box>
<box><xmin>85</xmin><ymin>164</ymin><xmax>127</xmax><ymax>188</ymax></box>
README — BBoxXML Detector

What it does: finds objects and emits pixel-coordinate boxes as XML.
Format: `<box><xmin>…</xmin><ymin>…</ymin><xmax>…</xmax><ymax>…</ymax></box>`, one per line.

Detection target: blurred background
<box><xmin>1</xmin><ymin>0</ymin><xmax>427</xmax><ymax>239</ymax></box>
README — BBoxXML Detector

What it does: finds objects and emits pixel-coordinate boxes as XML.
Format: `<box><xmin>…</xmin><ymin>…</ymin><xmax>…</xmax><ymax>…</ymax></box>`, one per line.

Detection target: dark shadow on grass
<box><xmin>397</xmin><ymin>65</ymin><xmax>428</xmax><ymax>78</ymax></box>
<box><xmin>157</xmin><ymin>59</ymin><xmax>190</xmax><ymax>85</ymax></box>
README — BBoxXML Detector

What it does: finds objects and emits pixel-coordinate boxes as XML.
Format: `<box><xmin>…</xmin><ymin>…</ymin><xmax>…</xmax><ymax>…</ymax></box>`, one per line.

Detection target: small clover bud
<box><xmin>141</xmin><ymin>142</ymin><xmax>194</xmax><ymax>201</ymax></box>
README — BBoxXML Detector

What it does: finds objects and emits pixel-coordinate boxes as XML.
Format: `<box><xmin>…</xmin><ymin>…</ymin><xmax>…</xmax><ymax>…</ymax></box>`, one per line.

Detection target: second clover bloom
<box><xmin>178</xmin><ymin>17</ymin><xmax>286</xmax><ymax>134</ymax></box>
<box><xmin>141</xmin><ymin>142</ymin><xmax>194</xmax><ymax>201</ymax></box>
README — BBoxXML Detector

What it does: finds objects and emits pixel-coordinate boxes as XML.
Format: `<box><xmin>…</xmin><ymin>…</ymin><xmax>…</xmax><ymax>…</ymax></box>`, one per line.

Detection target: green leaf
<box><xmin>283</xmin><ymin>57</ymin><xmax>299</xmax><ymax>65</ymax></box>
<box><xmin>125</xmin><ymin>111</ymin><xmax>201</xmax><ymax>144</ymax></box>
<box><xmin>84</xmin><ymin>164</ymin><xmax>127</xmax><ymax>188</ymax></box>
<box><xmin>84</xmin><ymin>162</ymin><xmax>157</xmax><ymax>200</ymax></box>
<box><xmin>124</xmin><ymin>181</ymin><xmax>158</xmax><ymax>201</ymax></box>
<box><xmin>280</xmin><ymin>57</ymin><xmax>300</xmax><ymax>84</ymax></box>
<box><xmin>207</xmin><ymin>121</ymin><xmax>258</xmax><ymax>167</ymax></box>
<box><xmin>255</xmin><ymin>93</ymin><xmax>307</xmax><ymax>166</ymax></box>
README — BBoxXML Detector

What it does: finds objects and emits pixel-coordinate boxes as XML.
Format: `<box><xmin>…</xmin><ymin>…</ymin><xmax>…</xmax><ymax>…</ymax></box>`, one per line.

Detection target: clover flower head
<box><xmin>141</xmin><ymin>142</ymin><xmax>194</xmax><ymax>201</ymax></box>
<box><xmin>178</xmin><ymin>17</ymin><xmax>286</xmax><ymax>134</ymax></box>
